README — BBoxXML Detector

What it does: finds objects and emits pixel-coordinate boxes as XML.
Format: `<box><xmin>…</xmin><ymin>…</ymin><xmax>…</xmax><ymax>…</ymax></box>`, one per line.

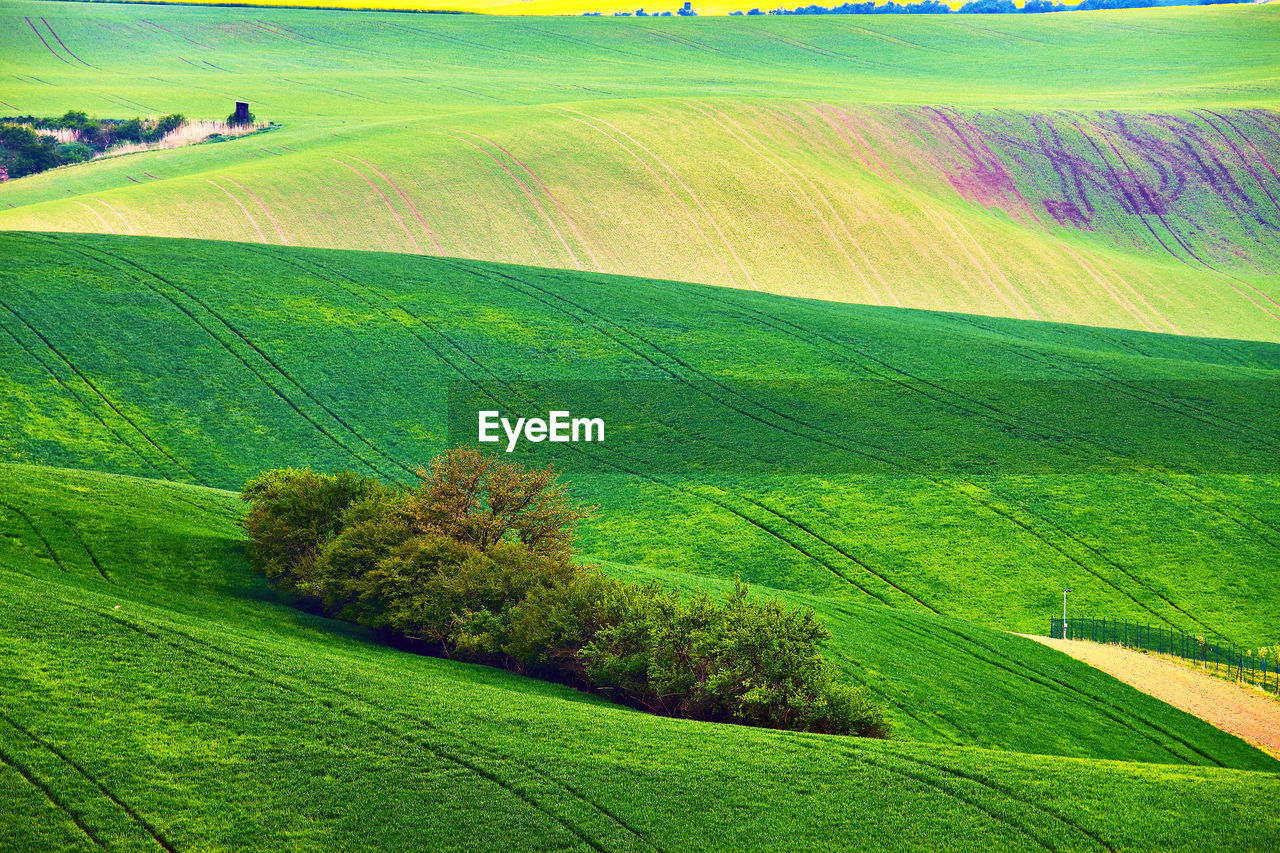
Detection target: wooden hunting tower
<box><xmin>234</xmin><ymin>101</ymin><xmax>250</xmax><ymax>124</ymax></box>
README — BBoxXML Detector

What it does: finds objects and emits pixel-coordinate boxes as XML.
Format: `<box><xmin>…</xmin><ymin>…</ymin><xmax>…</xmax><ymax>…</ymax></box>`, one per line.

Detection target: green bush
<box><xmin>241</xmin><ymin>451</ymin><xmax>888</xmax><ymax>738</ymax></box>
<box><xmin>143</xmin><ymin>114</ymin><xmax>185</xmax><ymax>143</ymax></box>
<box><xmin>115</xmin><ymin>118</ymin><xmax>144</xmax><ymax>144</ymax></box>
<box><xmin>505</xmin><ymin>573</ymin><xmax>889</xmax><ymax>736</ymax></box>
<box><xmin>0</xmin><ymin>112</ymin><xmax>192</xmax><ymax>180</ymax></box>
<box><xmin>239</xmin><ymin>467</ymin><xmax>384</xmax><ymax>602</ymax></box>
<box><xmin>55</xmin><ymin>141</ymin><xmax>93</xmax><ymax>164</ymax></box>
<box><xmin>0</xmin><ymin>125</ymin><xmax>59</xmax><ymax>178</ymax></box>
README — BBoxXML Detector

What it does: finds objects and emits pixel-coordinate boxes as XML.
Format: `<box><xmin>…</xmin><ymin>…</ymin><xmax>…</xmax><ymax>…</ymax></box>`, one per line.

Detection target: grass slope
<box><xmin>2</xmin><ymin>462</ymin><xmax>1278</xmax><ymax>853</ymax></box>
<box><xmin>2</xmin><ymin>231</ymin><xmax>1278</xmax><ymax>653</ymax></box>
<box><xmin>2</xmin><ymin>2</ymin><xmax>1278</xmax><ymax>340</ymax></box>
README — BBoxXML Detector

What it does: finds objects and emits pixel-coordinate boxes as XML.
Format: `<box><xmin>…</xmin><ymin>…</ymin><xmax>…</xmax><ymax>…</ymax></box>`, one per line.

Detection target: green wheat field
<box><xmin>2</xmin><ymin>1</ymin><xmax>1279</xmax><ymax>849</ymax></box>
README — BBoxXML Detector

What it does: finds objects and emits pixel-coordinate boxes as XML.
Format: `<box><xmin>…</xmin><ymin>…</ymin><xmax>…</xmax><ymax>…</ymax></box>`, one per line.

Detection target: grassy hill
<box><xmin>4</xmin><ymin>5</ymin><xmax>1279</xmax><ymax>845</ymax></box>
<box><xmin>3</xmin><ymin>462</ymin><xmax>1278</xmax><ymax>852</ymax></box>
<box><xmin>2</xmin><ymin>2</ymin><xmax>1278</xmax><ymax>340</ymax></box>
<box><xmin>3</xmin><ymin>231</ymin><xmax>1278</xmax><ymax>652</ymax></box>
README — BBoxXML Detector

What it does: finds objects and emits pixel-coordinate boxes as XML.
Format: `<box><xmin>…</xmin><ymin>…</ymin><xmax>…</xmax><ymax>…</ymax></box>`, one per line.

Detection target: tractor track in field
<box><xmin>253</xmin><ymin>249</ymin><xmax>904</xmax><ymax>608</ymax></box>
<box><xmin>27</xmin><ymin>237</ymin><xmax>1266</xmax><ymax>639</ymax></box>
<box><xmin>840</xmin><ymin>749</ymin><xmax>1057</xmax><ymax>853</ymax></box>
<box><xmin>1063</xmin><ymin>114</ymin><xmax>1279</xmax><ymax>320</ymax></box>
<box><xmin>0</xmin><ymin>296</ymin><xmax>192</xmax><ymax>480</ymax></box>
<box><xmin>39</xmin><ymin>17</ymin><xmax>93</xmax><ymax>68</ymax></box>
<box><xmin>405</xmin><ymin>250</ymin><xmax>1246</xmax><ymax>636</ymax></box>
<box><xmin>755</xmin><ymin>104</ymin><xmax>902</xmax><ymax>303</ymax></box>
<box><xmin>89</xmin><ymin>198</ymin><xmax>135</xmax><ymax>235</ymax></box>
<box><xmin>761</xmin><ymin>105</ymin><xmax>902</xmax><ymax>300</ymax></box>
<box><xmin>47</xmin><ymin>511</ymin><xmax>109</xmax><ymax>583</ymax></box>
<box><xmin>749</xmin><ymin>277</ymin><xmax>1280</xmax><ymax>519</ymax></box>
<box><xmin>434</xmin><ymin>258</ymin><xmax>933</xmax><ymax>610</ymax></box>
<box><xmin>864</xmin><ymin>605</ymin><xmax>1219</xmax><ymax>767</ymax></box>
<box><xmin>254</xmin><ymin>19</ymin><xmax>372</xmax><ymax>57</ymax></box>
<box><xmin>559</xmin><ymin>111</ymin><xmax>742</xmax><ymax>288</ymax></box>
<box><xmin>29</xmin><ymin>236</ymin><xmax>409</xmax><ymax>482</ymax></box>
<box><xmin>812</xmin><ymin>607</ymin><xmax>985</xmax><ymax>743</ymax></box>
<box><xmin>454</xmin><ymin>132</ymin><xmax>603</xmax><ymax>272</ymax></box>
<box><xmin>685</xmin><ymin>285</ymin><xmax>1265</xmax><ymax>641</ymax></box>
<box><xmin>941</xmin><ymin>312</ymin><xmax>1280</xmax><ymax>552</ymax></box>
<box><xmin>683</xmin><ymin>101</ymin><xmax>877</xmax><ymax>302</ymax></box>
<box><xmin>0</xmin><ymin>309</ymin><xmax>174</xmax><ymax>481</ymax></box>
<box><xmin>138</xmin><ymin>19</ymin><xmax>212</xmax><ymax>50</ymax></box>
<box><xmin>87</xmin><ymin>244</ymin><xmax>416</xmax><ymax>480</ymax></box>
<box><xmin>96</xmin><ymin>610</ymin><xmax>654</xmax><ymax>853</ymax></box>
<box><xmin>345</xmin><ymin>156</ymin><xmax>443</xmax><ymax>255</ymax></box>
<box><xmin>375</xmin><ymin>20</ymin><xmax>545</xmax><ymax>64</ymax></box>
<box><xmin>513</xmin><ymin>23</ymin><xmax>665</xmax><ymax>65</ymax></box>
<box><xmin>77</xmin><ymin>600</ymin><xmax>1114</xmax><ymax>853</ymax></box>
<box><xmin>560</xmin><ymin>107</ymin><xmax>758</xmax><ymax>290</ymax></box>
<box><xmin>242</xmin><ymin>246</ymin><xmax>910</xmax><ymax>609</ymax></box>
<box><xmin>949</xmin><ymin>312</ymin><xmax>1280</xmax><ymax>449</ymax></box>
<box><xmin>433</xmin><ymin>134</ymin><xmax>583</xmax><ymax>271</ymax></box>
<box><xmin>162</xmin><ymin>491</ymin><xmax>241</xmax><ymax>525</ymax></box>
<box><xmin>216</xmin><ymin>176</ymin><xmax>290</xmax><ymax>245</ymax></box>
<box><xmin>0</xmin><ymin>743</ymin><xmax>106</xmax><ymax>849</ymax></box>
<box><xmin>149</xmin><ymin>617</ymin><xmax>664</xmax><ymax>853</ymax></box>
<box><xmin>889</xmin><ymin>611</ymin><xmax>1226</xmax><ymax>767</ymax></box>
<box><xmin>1194</xmin><ymin>111</ymin><xmax>1280</xmax><ymax>224</ymax></box>
<box><xmin>205</xmin><ymin>178</ymin><xmax>266</xmax><ymax>242</ymax></box>
<box><xmin>0</xmin><ymin>711</ymin><xmax>174</xmax><ymax>851</ymax></box>
<box><xmin>23</xmin><ymin>17</ymin><xmax>70</xmax><ymax>65</ymax></box>
<box><xmin>869</xmin><ymin>747</ymin><xmax>1114</xmax><ymax>853</ymax></box>
<box><xmin>0</xmin><ymin>499</ymin><xmax>69</xmax><ymax>575</ymax></box>
<box><xmin>327</xmin><ymin>158</ymin><xmax>423</xmax><ymax>254</ymax></box>
<box><xmin>472</xmin><ymin>258</ymin><xmax>1222</xmax><ymax>636</ymax></box>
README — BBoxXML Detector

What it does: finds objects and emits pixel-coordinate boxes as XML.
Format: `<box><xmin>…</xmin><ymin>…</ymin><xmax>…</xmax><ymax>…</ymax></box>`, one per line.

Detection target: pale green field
<box><xmin>3</xmin><ymin>2</ymin><xmax>1279</xmax><ymax>340</ymax></box>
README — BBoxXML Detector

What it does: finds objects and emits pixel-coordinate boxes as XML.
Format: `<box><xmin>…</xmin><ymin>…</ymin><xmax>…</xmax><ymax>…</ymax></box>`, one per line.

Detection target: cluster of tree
<box><xmin>589</xmin><ymin>6</ymin><xmax>693</xmax><ymax>13</ymax></box>
<box><xmin>241</xmin><ymin>449</ymin><xmax>889</xmax><ymax>738</ymax></box>
<box><xmin>0</xmin><ymin>110</ymin><xmax>184</xmax><ymax>180</ymax></box>
<box><xmin>761</xmin><ymin>0</ymin><xmax>1244</xmax><ymax>13</ymax></box>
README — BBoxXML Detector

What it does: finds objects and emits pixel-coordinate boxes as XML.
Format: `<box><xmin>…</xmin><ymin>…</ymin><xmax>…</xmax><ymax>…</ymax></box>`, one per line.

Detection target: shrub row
<box><xmin>241</xmin><ymin>449</ymin><xmax>889</xmax><ymax>738</ymax></box>
<box><xmin>0</xmin><ymin>110</ymin><xmax>185</xmax><ymax>179</ymax></box>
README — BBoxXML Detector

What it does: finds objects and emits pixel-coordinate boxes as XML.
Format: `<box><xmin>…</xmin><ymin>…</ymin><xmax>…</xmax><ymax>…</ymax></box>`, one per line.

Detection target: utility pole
<box><xmin>1062</xmin><ymin>589</ymin><xmax>1072</xmax><ymax>640</ymax></box>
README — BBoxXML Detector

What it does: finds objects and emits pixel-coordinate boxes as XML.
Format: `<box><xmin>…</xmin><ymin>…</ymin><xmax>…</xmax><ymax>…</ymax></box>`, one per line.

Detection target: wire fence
<box><xmin>1049</xmin><ymin>617</ymin><xmax>1278</xmax><ymax>696</ymax></box>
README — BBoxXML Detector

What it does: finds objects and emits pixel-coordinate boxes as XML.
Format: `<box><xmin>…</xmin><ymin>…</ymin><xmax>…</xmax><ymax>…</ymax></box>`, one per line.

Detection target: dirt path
<box><xmin>1021</xmin><ymin>634</ymin><xmax>1280</xmax><ymax>759</ymax></box>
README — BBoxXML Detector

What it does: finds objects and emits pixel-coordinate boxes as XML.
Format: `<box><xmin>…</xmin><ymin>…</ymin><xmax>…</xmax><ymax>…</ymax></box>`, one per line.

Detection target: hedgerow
<box><xmin>241</xmin><ymin>448</ymin><xmax>888</xmax><ymax>738</ymax></box>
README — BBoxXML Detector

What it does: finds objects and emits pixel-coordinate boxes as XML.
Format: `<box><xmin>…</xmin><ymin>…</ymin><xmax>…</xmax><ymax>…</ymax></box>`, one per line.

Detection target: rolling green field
<box><xmin>3</xmin><ymin>232</ymin><xmax>1278</xmax><ymax>650</ymax></box>
<box><xmin>3</xmin><ymin>2</ymin><xmax>1279</xmax><ymax>340</ymax></box>
<box><xmin>4</xmin><ymin>3</ymin><xmax>1280</xmax><ymax>849</ymax></box>
<box><xmin>3</xmin><ymin>462</ymin><xmax>1278</xmax><ymax>852</ymax></box>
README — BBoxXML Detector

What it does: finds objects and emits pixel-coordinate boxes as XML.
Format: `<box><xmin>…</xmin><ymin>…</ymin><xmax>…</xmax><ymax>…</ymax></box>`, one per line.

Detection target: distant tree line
<box><xmin>0</xmin><ymin>110</ymin><xmax>183</xmax><ymax>180</ymax></box>
<box><xmin>241</xmin><ymin>448</ymin><xmax>890</xmax><ymax>738</ymax></box>
<box><xmin>588</xmin><ymin>0</ymin><xmax>1247</xmax><ymax>13</ymax></box>
<box><xmin>750</xmin><ymin>0</ymin><xmax>1248</xmax><ymax>14</ymax></box>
